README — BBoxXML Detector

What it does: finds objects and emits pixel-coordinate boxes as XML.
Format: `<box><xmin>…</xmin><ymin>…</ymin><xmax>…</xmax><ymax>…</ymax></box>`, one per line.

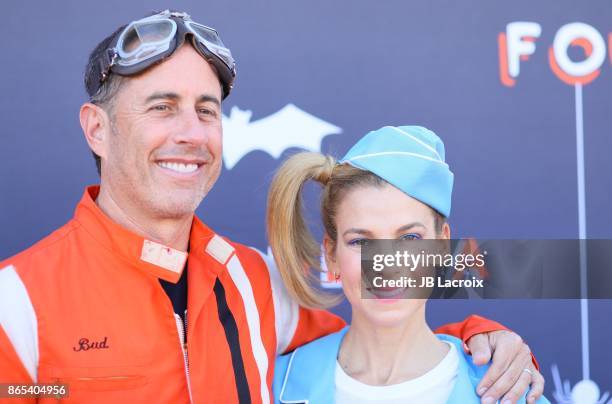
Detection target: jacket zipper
<box><xmin>175</xmin><ymin>312</ymin><xmax>193</xmax><ymax>403</ymax></box>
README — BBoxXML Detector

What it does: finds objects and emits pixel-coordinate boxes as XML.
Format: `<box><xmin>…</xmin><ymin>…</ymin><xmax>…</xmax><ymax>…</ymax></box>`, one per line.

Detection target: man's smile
<box><xmin>157</xmin><ymin>161</ymin><xmax>201</xmax><ymax>174</ymax></box>
<box><xmin>154</xmin><ymin>156</ymin><xmax>210</xmax><ymax>177</ymax></box>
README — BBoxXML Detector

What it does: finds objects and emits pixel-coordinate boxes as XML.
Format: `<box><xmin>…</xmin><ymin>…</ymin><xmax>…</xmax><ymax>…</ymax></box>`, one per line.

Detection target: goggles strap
<box><xmin>96</xmin><ymin>49</ymin><xmax>117</xmax><ymax>92</ymax></box>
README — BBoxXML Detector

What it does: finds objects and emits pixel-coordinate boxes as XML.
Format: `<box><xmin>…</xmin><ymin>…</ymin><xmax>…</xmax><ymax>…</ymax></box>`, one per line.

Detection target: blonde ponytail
<box><xmin>266</xmin><ymin>152</ymin><xmax>341</xmax><ymax>309</ymax></box>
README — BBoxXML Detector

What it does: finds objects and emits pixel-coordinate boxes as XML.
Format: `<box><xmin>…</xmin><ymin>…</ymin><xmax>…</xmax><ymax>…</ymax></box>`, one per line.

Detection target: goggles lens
<box><xmin>117</xmin><ymin>20</ymin><xmax>176</xmax><ymax>66</ymax></box>
<box><xmin>187</xmin><ymin>22</ymin><xmax>222</xmax><ymax>45</ymax></box>
<box><xmin>186</xmin><ymin>22</ymin><xmax>235</xmax><ymax>69</ymax></box>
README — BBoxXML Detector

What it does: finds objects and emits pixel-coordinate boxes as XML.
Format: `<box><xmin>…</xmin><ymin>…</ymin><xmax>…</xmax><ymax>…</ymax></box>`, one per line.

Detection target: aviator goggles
<box><xmin>95</xmin><ymin>10</ymin><xmax>236</xmax><ymax>99</ymax></box>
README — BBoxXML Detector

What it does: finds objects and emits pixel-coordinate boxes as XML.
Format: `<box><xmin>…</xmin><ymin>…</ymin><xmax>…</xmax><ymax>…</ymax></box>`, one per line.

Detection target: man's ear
<box><xmin>79</xmin><ymin>102</ymin><xmax>110</xmax><ymax>160</ymax></box>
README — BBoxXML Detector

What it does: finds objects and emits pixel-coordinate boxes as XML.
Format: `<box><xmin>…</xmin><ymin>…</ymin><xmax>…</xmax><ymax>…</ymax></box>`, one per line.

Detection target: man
<box><xmin>0</xmin><ymin>10</ymin><xmax>543</xmax><ymax>404</ymax></box>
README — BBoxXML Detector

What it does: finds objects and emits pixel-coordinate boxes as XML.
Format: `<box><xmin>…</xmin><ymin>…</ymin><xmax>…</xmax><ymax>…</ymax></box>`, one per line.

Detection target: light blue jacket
<box><xmin>273</xmin><ymin>327</ymin><xmax>549</xmax><ymax>404</ymax></box>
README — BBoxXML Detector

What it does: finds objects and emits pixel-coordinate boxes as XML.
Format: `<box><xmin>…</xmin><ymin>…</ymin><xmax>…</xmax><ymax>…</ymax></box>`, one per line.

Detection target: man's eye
<box><xmin>198</xmin><ymin>108</ymin><xmax>217</xmax><ymax>117</ymax></box>
<box><xmin>151</xmin><ymin>104</ymin><xmax>170</xmax><ymax>112</ymax></box>
<box><xmin>400</xmin><ymin>233</ymin><xmax>421</xmax><ymax>241</ymax></box>
<box><xmin>348</xmin><ymin>238</ymin><xmax>369</xmax><ymax>247</ymax></box>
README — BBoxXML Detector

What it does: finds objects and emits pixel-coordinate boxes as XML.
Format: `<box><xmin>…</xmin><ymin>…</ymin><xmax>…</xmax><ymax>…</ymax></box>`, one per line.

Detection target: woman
<box><xmin>267</xmin><ymin>126</ymin><xmax>549</xmax><ymax>403</ymax></box>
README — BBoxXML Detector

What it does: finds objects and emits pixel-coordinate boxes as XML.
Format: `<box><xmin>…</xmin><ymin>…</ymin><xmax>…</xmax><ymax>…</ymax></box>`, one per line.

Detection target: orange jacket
<box><xmin>0</xmin><ymin>186</ymin><xmax>508</xmax><ymax>403</ymax></box>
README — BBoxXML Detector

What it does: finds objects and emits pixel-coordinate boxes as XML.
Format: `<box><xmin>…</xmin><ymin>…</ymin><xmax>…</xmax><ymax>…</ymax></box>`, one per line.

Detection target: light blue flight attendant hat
<box><xmin>338</xmin><ymin>126</ymin><xmax>454</xmax><ymax>217</ymax></box>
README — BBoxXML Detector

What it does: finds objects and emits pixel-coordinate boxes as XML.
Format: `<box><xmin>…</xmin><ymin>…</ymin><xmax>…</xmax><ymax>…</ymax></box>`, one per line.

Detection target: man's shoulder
<box><xmin>206</xmin><ymin>230</ymin><xmax>272</xmax><ymax>271</ymax></box>
<box><xmin>191</xmin><ymin>217</ymin><xmax>268</xmax><ymax>267</ymax></box>
<box><xmin>0</xmin><ymin>218</ymin><xmax>81</xmax><ymax>275</ymax></box>
<box><xmin>228</xmin><ymin>240</ymin><xmax>276</xmax><ymax>279</ymax></box>
<box><xmin>229</xmin><ymin>239</ymin><xmax>263</xmax><ymax>260</ymax></box>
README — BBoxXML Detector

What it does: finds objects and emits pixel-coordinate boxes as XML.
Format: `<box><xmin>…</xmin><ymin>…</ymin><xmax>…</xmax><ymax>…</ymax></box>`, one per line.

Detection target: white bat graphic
<box><xmin>222</xmin><ymin>104</ymin><xmax>342</xmax><ymax>169</ymax></box>
<box><xmin>552</xmin><ymin>365</ymin><xmax>611</xmax><ymax>404</ymax></box>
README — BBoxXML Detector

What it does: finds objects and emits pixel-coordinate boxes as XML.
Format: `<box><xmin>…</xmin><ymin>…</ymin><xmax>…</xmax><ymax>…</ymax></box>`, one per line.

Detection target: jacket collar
<box><xmin>437</xmin><ymin>334</ymin><xmax>486</xmax><ymax>403</ymax></box>
<box><xmin>74</xmin><ymin>186</ymin><xmax>230</xmax><ymax>283</ymax></box>
<box><xmin>279</xmin><ymin>328</ymin><xmax>486</xmax><ymax>403</ymax></box>
<box><xmin>279</xmin><ymin>327</ymin><xmax>348</xmax><ymax>403</ymax></box>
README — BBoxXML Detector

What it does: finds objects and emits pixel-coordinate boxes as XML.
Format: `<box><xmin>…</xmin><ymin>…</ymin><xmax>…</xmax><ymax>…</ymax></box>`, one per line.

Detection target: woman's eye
<box><xmin>400</xmin><ymin>233</ymin><xmax>421</xmax><ymax>241</ymax></box>
<box><xmin>348</xmin><ymin>238</ymin><xmax>369</xmax><ymax>247</ymax></box>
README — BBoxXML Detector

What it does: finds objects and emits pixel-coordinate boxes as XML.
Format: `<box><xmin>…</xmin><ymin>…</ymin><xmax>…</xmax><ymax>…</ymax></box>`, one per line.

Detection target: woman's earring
<box><xmin>334</xmin><ymin>272</ymin><xmax>341</xmax><ymax>282</ymax></box>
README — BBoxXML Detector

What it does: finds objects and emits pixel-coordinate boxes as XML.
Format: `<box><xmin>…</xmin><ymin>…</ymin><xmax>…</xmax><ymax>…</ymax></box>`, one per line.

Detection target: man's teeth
<box><xmin>158</xmin><ymin>161</ymin><xmax>199</xmax><ymax>173</ymax></box>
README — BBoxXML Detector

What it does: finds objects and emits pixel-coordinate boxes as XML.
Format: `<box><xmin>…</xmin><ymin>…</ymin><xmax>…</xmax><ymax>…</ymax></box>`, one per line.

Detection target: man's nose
<box><xmin>172</xmin><ymin>109</ymin><xmax>209</xmax><ymax>145</ymax></box>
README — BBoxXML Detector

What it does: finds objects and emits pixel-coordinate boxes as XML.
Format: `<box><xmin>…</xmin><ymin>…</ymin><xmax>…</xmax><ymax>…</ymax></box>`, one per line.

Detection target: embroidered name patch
<box><xmin>73</xmin><ymin>337</ymin><xmax>110</xmax><ymax>352</ymax></box>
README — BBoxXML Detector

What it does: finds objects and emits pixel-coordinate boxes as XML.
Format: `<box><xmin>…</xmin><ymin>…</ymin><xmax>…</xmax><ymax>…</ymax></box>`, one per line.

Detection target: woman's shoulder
<box><xmin>275</xmin><ymin>325</ymin><xmax>348</xmax><ymax>373</ymax></box>
<box><xmin>435</xmin><ymin>334</ymin><xmax>481</xmax><ymax>366</ymax></box>
<box><xmin>275</xmin><ymin>330</ymin><xmax>549</xmax><ymax>404</ymax></box>
<box><xmin>435</xmin><ymin>334</ymin><xmax>550</xmax><ymax>404</ymax></box>
<box><xmin>273</xmin><ymin>327</ymin><xmax>348</xmax><ymax>403</ymax></box>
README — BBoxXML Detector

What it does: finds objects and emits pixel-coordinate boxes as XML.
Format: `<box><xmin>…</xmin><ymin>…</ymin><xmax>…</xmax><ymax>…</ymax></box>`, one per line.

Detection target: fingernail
<box><xmin>477</xmin><ymin>387</ymin><xmax>487</xmax><ymax>395</ymax></box>
<box><xmin>481</xmin><ymin>397</ymin><xmax>494</xmax><ymax>404</ymax></box>
<box><xmin>502</xmin><ymin>400</ymin><xmax>512</xmax><ymax>404</ymax></box>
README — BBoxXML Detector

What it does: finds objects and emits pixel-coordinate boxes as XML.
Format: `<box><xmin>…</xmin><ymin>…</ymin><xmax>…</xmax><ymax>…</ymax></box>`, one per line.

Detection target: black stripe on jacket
<box><xmin>214</xmin><ymin>278</ymin><xmax>252</xmax><ymax>404</ymax></box>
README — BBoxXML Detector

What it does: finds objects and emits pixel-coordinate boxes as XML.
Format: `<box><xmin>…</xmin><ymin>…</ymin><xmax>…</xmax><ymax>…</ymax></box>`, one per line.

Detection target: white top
<box><xmin>334</xmin><ymin>341</ymin><xmax>459</xmax><ymax>404</ymax></box>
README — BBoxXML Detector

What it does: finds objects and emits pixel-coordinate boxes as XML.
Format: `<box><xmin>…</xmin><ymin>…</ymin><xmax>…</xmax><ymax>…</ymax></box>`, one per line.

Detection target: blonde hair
<box><xmin>266</xmin><ymin>152</ymin><xmax>386</xmax><ymax>309</ymax></box>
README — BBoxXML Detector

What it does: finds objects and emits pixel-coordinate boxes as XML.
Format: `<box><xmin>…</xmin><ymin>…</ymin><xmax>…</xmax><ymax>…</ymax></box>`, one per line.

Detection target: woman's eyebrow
<box><xmin>342</xmin><ymin>228</ymin><xmax>372</xmax><ymax>237</ymax></box>
<box><xmin>396</xmin><ymin>222</ymin><xmax>426</xmax><ymax>232</ymax></box>
<box><xmin>342</xmin><ymin>223</ymin><xmax>426</xmax><ymax>237</ymax></box>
